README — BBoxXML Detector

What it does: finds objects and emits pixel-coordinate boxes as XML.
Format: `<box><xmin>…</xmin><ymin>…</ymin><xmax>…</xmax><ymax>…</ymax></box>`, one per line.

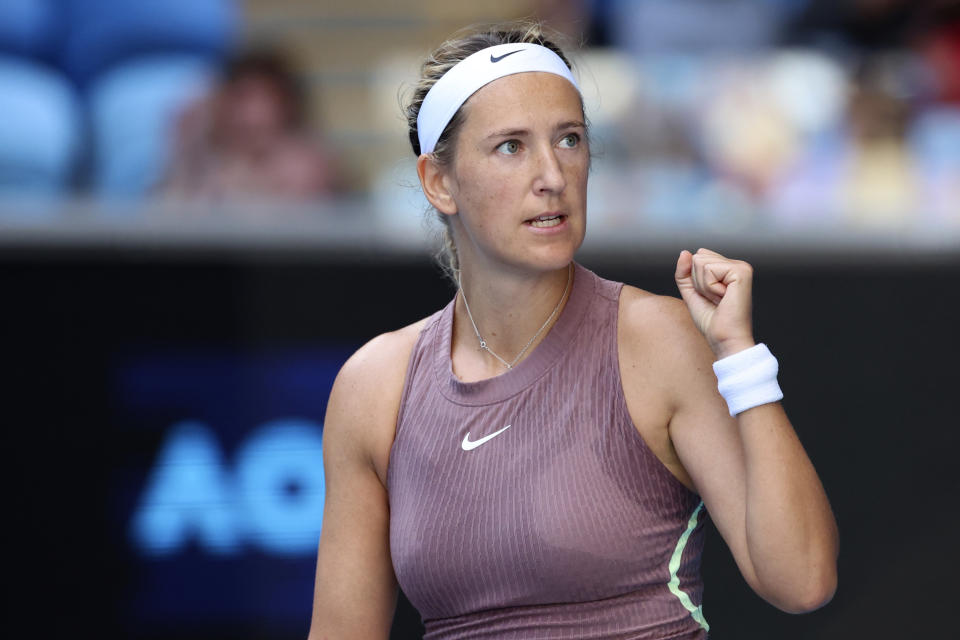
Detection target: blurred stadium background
<box><xmin>2</xmin><ymin>1</ymin><xmax>957</xmax><ymax>639</ymax></box>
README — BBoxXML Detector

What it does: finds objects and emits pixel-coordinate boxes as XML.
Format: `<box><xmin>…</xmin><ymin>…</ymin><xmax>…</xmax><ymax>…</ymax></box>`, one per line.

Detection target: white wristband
<box><xmin>712</xmin><ymin>343</ymin><xmax>784</xmax><ymax>417</ymax></box>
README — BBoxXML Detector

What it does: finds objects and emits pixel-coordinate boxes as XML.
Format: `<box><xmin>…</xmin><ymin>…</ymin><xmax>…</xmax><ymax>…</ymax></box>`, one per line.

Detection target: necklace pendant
<box><xmin>459</xmin><ymin>263</ymin><xmax>572</xmax><ymax>374</ymax></box>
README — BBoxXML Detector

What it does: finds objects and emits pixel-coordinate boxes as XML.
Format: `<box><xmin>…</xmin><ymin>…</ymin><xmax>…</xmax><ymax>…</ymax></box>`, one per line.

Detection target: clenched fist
<box><xmin>675</xmin><ymin>248</ymin><xmax>757</xmax><ymax>359</ymax></box>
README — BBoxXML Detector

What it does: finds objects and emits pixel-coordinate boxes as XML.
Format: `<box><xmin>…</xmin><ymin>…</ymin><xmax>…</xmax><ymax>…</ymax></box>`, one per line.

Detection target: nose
<box><xmin>532</xmin><ymin>144</ymin><xmax>566</xmax><ymax>196</ymax></box>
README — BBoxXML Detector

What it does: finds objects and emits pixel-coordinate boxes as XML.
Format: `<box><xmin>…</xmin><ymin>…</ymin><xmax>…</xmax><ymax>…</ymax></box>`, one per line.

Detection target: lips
<box><xmin>526</xmin><ymin>213</ymin><xmax>566</xmax><ymax>228</ymax></box>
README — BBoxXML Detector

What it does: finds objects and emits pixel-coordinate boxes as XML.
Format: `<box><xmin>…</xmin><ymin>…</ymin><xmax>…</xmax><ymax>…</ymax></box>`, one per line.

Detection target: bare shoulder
<box><xmin>324</xmin><ymin>316</ymin><xmax>432</xmax><ymax>482</ymax></box>
<box><xmin>619</xmin><ymin>285</ymin><xmax>713</xmax><ymax>376</ymax></box>
<box><xmin>333</xmin><ymin>318</ymin><xmax>428</xmax><ymax>399</ymax></box>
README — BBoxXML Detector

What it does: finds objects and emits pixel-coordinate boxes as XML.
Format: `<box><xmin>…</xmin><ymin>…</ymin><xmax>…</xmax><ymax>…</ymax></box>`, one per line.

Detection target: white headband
<box><xmin>416</xmin><ymin>42</ymin><xmax>580</xmax><ymax>155</ymax></box>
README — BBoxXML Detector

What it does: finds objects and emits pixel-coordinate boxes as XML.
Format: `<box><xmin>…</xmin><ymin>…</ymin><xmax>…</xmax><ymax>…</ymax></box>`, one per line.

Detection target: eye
<box><xmin>497</xmin><ymin>140</ymin><xmax>521</xmax><ymax>155</ymax></box>
<box><xmin>558</xmin><ymin>133</ymin><xmax>580</xmax><ymax>149</ymax></box>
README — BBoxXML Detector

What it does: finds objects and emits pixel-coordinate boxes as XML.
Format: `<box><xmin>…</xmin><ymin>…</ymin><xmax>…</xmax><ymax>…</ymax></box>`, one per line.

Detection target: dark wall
<box><xmin>4</xmin><ymin>250</ymin><xmax>957</xmax><ymax>639</ymax></box>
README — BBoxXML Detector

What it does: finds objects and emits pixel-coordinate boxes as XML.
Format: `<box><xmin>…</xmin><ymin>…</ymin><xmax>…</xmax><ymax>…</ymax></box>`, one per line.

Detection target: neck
<box><xmin>453</xmin><ymin>262</ymin><xmax>573</xmax><ymax>378</ymax></box>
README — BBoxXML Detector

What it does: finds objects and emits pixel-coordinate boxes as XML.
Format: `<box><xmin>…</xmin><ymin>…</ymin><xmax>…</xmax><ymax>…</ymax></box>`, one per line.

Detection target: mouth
<box><xmin>525</xmin><ymin>213</ymin><xmax>566</xmax><ymax>229</ymax></box>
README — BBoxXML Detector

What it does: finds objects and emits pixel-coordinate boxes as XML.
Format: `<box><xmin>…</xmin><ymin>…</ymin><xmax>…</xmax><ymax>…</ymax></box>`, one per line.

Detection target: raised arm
<box><xmin>620</xmin><ymin>250</ymin><xmax>837</xmax><ymax>614</ymax></box>
<box><xmin>308</xmin><ymin>325</ymin><xmax>422</xmax><ymax>639</ymax></box>
<box><xmin>669</xmin><ymin>248</ymin><xmax>838</xmax><ymax>612</ymax></box>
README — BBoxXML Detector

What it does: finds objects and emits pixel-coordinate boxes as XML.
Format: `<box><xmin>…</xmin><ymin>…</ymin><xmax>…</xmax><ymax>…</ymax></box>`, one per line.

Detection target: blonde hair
<box><xmin>404</xmin><ymin>21</ymin><xmax>577</xmax><ymax>282</ymax></box>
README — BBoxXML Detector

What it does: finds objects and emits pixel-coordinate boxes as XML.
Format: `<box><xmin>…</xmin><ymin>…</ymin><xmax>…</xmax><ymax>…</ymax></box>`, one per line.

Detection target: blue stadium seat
<box><xmin>0</xmin><ymin>0</ymin><xmax>60</xmax><ymax>60</ymax></box>
<box><xmin>87</xmin><ymin>55</ymin><xmax>217</xmax><ymax>197</ymax></box>
<box><xmin>58</xmin><ymin>0</ymin><xmax>237</xmax><ymax>87</ymax></box>
<box><xmin>0</xmin><ymin>55</ymin><xmax>81</xmax><ymax>195</ymax></box>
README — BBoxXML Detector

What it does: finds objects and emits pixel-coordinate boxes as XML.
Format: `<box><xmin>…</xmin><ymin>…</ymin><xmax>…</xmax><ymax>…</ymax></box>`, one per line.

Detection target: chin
<box><xmin>524</xmin><ymin>246</ymin><xmax>580</xmax><ymax>273</ymax></box>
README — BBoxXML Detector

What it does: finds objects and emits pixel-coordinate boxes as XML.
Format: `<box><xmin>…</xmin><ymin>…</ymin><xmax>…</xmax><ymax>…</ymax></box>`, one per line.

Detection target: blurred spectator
<box><xmin>914</xmin><ymin>1</ymin><xmax>960</xmax><ymax>104</ymax></box>
<box><xmin>840</xmin><ymin>61</ymin><xmax>919</xmax><ymax>225</ymax></box>
<box><xmin>161</xmin><ymin>50</ymin><xmax>342</xmax><ymax>203</ymax></box>
<box><xmin>769</xmin><ymin>57</ymin><xmax>922</xmax><ymax>227</ymax></box>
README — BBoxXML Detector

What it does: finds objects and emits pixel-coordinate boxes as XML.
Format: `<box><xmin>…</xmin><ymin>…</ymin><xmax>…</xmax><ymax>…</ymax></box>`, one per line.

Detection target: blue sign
<box><xmin>131</xmin><ymin>418</ymin><xmax>326</xmax><ymax>556</ymax></box>
<box><xmin>112</xmin><ymin>346</ymin><xmax>355</xmax><ymax>629</ymax></box>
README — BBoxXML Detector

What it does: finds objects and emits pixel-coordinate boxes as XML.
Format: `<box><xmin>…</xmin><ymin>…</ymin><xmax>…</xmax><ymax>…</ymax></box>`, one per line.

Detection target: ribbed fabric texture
<box><xmin>388</xmin><ymin>263</ymin><xmax>708</xmax><ymax>639</ymax></box>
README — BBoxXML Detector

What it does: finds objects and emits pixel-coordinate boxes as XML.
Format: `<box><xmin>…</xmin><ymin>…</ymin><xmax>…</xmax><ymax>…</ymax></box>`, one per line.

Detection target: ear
<box><xmin>417</xmin><ymin>154</ymin><xmax>458</xmax><ymax>216</ymax></box>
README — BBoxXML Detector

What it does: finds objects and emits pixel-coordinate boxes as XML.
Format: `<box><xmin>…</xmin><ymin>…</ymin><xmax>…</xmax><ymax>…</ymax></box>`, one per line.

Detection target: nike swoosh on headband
<box><xmin>490</xmin><ymin>49</ymin><xmax>524</xmax><ymax>63</ymax></box>
<box><xmin>461</xmin><ymin>425</ymin><xmax>512</xmax><ymax>451</ymax></box>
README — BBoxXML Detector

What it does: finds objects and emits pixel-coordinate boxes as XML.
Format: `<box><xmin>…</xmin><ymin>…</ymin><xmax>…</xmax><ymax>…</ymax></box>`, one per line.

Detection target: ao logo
<box><xmin>130</xmin><ymin>418</ymin><xmax>325</xmax><ymax>557</ymax></box>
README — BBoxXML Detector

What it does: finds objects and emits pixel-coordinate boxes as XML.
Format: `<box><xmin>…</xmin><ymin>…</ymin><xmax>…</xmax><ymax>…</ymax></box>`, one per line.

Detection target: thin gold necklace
<box><xmin>458</xmin><ymin>263</ymin><xmax>572</xmax><ymax>370</ymax></box>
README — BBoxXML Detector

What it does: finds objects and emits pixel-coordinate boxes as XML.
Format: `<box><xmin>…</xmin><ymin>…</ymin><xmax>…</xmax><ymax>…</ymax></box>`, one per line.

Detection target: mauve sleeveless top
<box><xmin>388</xmin><ymin>263</ymin><xmax>709</xmax><ymax>639</ymax></box>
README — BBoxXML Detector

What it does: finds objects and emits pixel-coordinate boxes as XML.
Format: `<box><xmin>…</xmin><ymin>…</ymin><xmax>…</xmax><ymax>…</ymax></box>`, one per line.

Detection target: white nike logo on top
<box><xmin>461</xmin><ymin>425</ymin><xmax>512</xmax><ymax>451</ymax></box>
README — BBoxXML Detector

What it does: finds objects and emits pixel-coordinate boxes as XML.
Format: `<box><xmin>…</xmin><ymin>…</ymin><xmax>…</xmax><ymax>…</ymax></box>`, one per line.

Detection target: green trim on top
<box><xmin>667</xmin><ymin>501</ymin><xmax>709</xmax><ymax>632</ymax></box>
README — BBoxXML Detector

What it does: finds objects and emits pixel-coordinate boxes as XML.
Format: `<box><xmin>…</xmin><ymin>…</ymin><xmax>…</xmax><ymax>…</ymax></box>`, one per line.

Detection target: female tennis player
<box><xmin>308</xmin><ymin>22</ymin><xmax>838</xmax><ymax>639</ymax></box>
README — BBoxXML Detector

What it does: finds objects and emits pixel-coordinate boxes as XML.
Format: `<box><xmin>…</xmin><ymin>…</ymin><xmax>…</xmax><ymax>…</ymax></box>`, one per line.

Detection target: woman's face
<box><xmin>443</xmin><ymin>71</ymin><xmax>589</xmax><ymax>274</ymax></box>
